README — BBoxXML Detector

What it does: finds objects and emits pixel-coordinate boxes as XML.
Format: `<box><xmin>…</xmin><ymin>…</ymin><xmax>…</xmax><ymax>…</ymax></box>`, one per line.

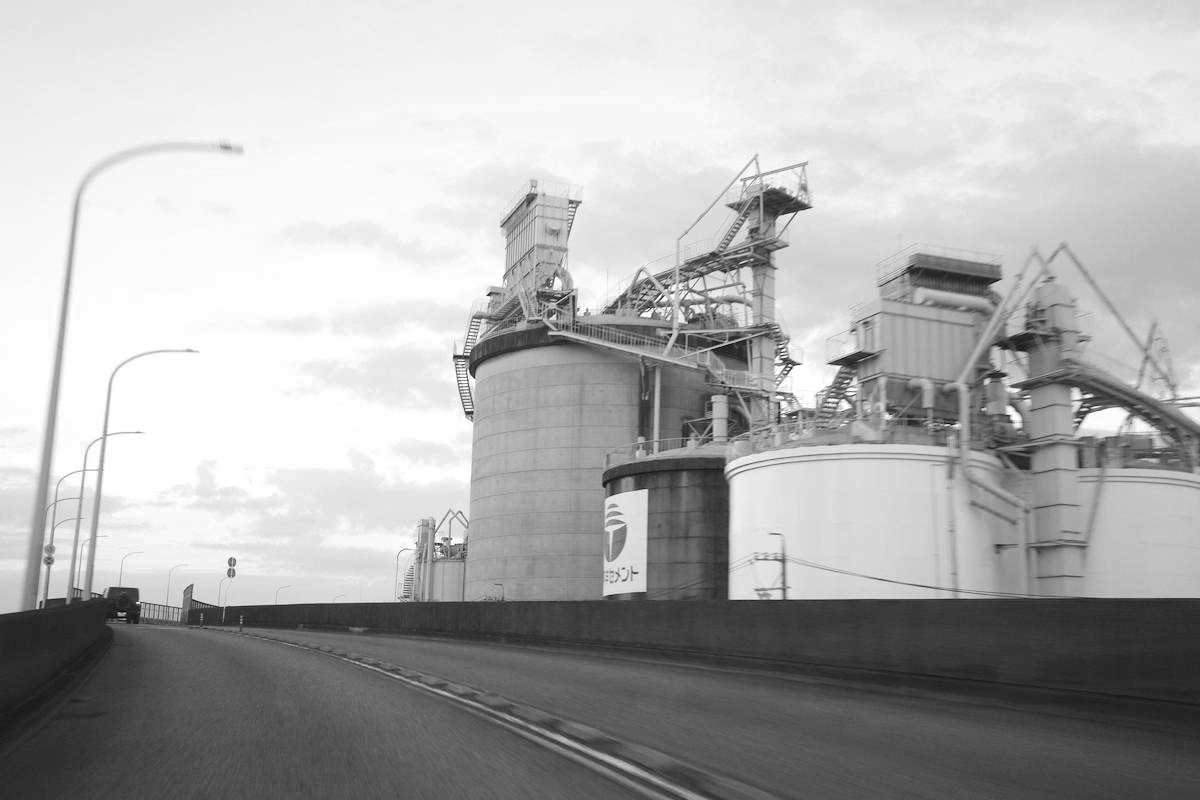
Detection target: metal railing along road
<box><xmin>138</xmin><ymin>601</ymin><xmax>183</xmax><ymax>624</ymax></box>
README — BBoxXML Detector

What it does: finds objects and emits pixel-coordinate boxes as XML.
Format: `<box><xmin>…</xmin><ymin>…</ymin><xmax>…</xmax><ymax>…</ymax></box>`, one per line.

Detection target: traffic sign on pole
<box><xmin>44</xmin><ymin>544</ymin><xmax>56</xmax><ymax>556</ymax></box>
<box><xmin>43</xmin><ymin>555</ymin><xmax>54</xmax><ymax>566</ymax></box>
<box><xmin>227</xmin><ymin>567</ymin><xmax>236</xmax><ymax>578</ymax></box>
<box><xmin>227</xmin><ymin>557</ymin><xmax>237</xmax><ymax>567</ymax></box>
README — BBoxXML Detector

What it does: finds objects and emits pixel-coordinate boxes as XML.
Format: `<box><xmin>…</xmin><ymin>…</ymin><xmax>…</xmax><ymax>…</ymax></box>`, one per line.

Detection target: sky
<box><xmin>3</xmin><ymin>1</ymin><xmax>1199</xmax><ymax>612</ymax></box>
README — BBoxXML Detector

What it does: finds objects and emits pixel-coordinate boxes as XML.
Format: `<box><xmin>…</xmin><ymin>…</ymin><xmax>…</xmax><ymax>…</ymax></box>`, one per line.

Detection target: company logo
<box><xmin>604</xmin><ymin>501</ymin><xmax>626</xmax><ymax>562</ymax></box>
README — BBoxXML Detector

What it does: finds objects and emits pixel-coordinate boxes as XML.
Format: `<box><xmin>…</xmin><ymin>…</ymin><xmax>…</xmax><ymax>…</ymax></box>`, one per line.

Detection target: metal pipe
<box><xmin>23</xmin><ymin>140</ymin><xmax>242</xmax><ymax>610</ymax></box>
<box><xmin>651</xmin><ymin>366</ymin><xmax>662</xmax><ymax>453</ymax></box>
<box><xmin>913</xmin><ymin>287</ymin><xmax>996</xmax><ymax>314</ymax></box>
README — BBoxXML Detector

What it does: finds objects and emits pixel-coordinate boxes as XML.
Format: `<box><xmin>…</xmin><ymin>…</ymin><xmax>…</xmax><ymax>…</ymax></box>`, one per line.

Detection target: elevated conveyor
<box><xmin>1018</xmin><ymin>356</ymin><xmax>1200</xmax><ymax>468</ymax></box>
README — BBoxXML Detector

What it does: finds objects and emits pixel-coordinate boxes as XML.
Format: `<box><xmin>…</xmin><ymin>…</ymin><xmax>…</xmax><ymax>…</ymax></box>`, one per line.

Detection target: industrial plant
<box><xmin>401</xmin><ymin>158</ymin><xmax>1200</xmax><ymax>602</ymax></box>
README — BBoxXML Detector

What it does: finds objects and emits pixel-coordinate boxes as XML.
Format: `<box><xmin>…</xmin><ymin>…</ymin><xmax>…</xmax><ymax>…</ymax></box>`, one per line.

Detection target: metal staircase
<box><xmin>454</xmin><ymin>313</ymin><xmax>486</xmax><ymax>420</ymax></box>
<box><xmin>814</xmin><ymin>363</ymin><xmax>856</xmax><ymax>429</ymax></box>
<box><xmin>767</xmin><ymin>322</ymin><xmax>800</xmax><ymax>386</ymax></box>
<box><xmin>566</xmin><ymin>200</ymin><xmax>579</xmax><ymax>238</ymax></box>
<box><xmin>715</xmin><ymin>199</ymin><xmax>754</xmax><ymax>252</ymax></box>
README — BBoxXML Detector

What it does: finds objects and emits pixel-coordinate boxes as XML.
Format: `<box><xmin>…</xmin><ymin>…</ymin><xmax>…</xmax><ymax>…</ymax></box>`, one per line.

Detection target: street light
<box><xmin>39</xmin><ymin>503</ymin><xmax>80</xmax><ymax>601</ymax></box>
<box><xmin>46</xmin><ymin>468</ymin><xmax>93</xmax><ymax>549</ymax></box>
<box><xmin>166</xmin><ymin>563</ymin><xmax>188</xmax><ymax>606</ymax></box>
<box><xmin>40</xmin><ymin>516</ymin><xmax>81</xmax><ymax>605</ymax></box>
<box><xmin>769</xmin><ymin>532</ymin><xmax>789</xmax><ymax>600</ymax></box>
<box><xmin>274</xmin><ymin>585</ymin><xmax>291</xmax><ymax>605</ymax></box>
<box><xmin>22</xmin><ymin>140</ymin><xmax>243</xmax><ymax>610</ymax></box>
<box><xmin>67</xmin><ymin>430</ymin><xmax>142</xmax><ymax>603</ymax></box>
<box><xmin>218</xmin><ymin>576</ymin><xmax>230</xmax><ymax>606</ymax></box>
<box><xmin>74</xmin><ymin>535</ymin><xmax>107</xmax><ymax>598</ymax></box>
<box><xmin>118</xmin><ymin>550</ymin><xmax>144</xmax><ymax>586</ymax></box>
<box><xmin>394</xmin><ymin>548</ymin><xmax>413</xmax><ymax>601</ymax></box>
<box><xmin>84</xmin><ymin>349</ymin><xmax>199</xmax><ymax>596</ymax></box>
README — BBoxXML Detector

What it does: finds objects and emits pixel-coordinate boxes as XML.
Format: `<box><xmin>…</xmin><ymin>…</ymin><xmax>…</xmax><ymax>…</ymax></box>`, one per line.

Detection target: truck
<box><xmin>105</xmin><ymin>586</ymin><xmax>142</xmax><ymax>624</ymax></box>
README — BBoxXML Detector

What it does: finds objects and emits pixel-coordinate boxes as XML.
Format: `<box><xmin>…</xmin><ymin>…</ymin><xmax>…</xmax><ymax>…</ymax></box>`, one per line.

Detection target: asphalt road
<box><xmin>3</xmin><ymin>625</ymin><xmax>1199</xmax><ymax>799</ymax></box>
<box><xmin>0</xmin><ymin>626</ymin><xmax>642</xmax><ymax>799</ymax></box>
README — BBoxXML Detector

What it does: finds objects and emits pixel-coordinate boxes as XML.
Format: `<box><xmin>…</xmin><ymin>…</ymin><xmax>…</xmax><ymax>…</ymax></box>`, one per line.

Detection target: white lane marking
<box><xmin>260</xmin><ymin>635</ymin><xmax>734</xmax><ymax>800</ymax></box>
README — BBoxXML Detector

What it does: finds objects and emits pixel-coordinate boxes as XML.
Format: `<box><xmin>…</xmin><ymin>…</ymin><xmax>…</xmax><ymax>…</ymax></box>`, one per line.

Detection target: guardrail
<box><xmin>138</xmin><ymin>601</ymin><xmax>182</xmax><ymax>625</ymax></box>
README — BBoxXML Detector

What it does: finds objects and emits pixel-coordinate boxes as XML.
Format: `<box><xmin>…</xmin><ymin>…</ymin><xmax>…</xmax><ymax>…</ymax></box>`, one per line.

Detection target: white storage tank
<box><xmin>1080</xmin><ymin>468</ymin><xmax>1200</xmax><ymax>596</ymax></box>
<box><xmin>725</xmin><ymin>443</ymin><xmax>1014</xmax><ymax>599</ymax></box>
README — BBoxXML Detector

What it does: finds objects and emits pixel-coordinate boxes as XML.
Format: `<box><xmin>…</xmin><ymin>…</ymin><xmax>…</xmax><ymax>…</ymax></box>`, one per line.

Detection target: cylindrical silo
<box><xmin>601</xmin><ymin>446</ymin><xmax>729</xmax><ymax>600</ymax></box>
<box><xmin>465</xmin><ymin>321</ymin><xmax>717</xmax><ymax>601</ymax></box>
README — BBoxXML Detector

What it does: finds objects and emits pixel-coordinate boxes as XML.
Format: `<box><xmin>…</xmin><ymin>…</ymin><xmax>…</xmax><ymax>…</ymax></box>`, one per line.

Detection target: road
<box><xmin>3</xmin><ymin>624</ymin><xmax>1199</xmax><ymax>799</ymax></box>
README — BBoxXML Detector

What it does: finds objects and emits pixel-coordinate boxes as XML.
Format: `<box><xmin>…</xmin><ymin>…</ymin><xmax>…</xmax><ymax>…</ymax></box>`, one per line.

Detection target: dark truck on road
<box><xmin>105</xmin><ymin>587</ymin><xmax>141</xmax><ymax>624</ymax></box>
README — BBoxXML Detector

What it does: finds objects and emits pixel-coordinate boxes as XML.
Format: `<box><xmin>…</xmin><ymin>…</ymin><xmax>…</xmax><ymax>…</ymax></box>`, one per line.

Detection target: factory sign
<box><xmin>602</xmin><ymin>489</ymin><xmax>647</xmax><ymax>596</ymax></box>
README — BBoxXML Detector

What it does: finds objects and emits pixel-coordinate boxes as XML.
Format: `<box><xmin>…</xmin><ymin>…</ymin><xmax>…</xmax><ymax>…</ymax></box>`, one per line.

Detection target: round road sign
<box><xmin>44</xmin><ymin>544</ymin><xmax>56</xmax><ymax>555</ymax></box>
<box><xmin>43</xmin><ymin>555</ymin><xmax>54</xmax><ymax>566</ymax></box>
<box><xmin>228</xmin><ymin>557</ymin><xmax>237</xmax><ymax>567</ymax></box>
<box><xmin>227</xmin><ymin>567</ymin><xmax>236</xmax><ymax>578</ymax></box>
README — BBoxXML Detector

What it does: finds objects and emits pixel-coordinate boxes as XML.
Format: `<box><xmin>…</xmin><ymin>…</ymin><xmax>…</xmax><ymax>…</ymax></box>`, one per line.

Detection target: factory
<box><xmin>407</xmin><ymin>160</ymin><xmax>1200</xmax><ymax>602</ymax></box>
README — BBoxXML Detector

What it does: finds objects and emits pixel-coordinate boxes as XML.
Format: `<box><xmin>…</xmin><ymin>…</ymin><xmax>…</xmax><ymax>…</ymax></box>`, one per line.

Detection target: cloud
<box><xmin>166</xmin><ymin>452</ymin><xmax>468</xmax><ymax>586</ymax></box>
<box><xmin>329</xmin><ymin>299</ymin><xmax>464</xmax><ymax>338</ymax></box>
<box><xmin>265</xmin><ymin>299</ymin><xmax>463</xmax><ymax>340</ymax></box>
<box><xmin>295</xmin><ymin>345</ymin><xmax>452</xmax><ymax>408</ymax></box>
<box><xmin>390</xmin><ymin>437</ymin><xmax>462</xmax><ymax>467</ymax></box>
<box><xmin>279</xmin><ymin>220</ymin><xmax>459</xmax><ymax>262</ymax></box>
<box><xmin>265</xmin><ymin>315</ymin><xmax>325</xmax><ymax>335</ymax></box>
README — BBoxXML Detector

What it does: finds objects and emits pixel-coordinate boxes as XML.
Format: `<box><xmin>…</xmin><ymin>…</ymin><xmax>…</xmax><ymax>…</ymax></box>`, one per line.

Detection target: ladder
<box><xmin>814</xmin><ymin>364</ymin><xmax>856</xmax><ymax>429</ymax></box>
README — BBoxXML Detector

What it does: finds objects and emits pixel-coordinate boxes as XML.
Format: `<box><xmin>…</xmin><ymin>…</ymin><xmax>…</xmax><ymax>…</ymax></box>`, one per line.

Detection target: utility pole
<box><xmin>769</xmin><ymin>532</ymin><xmax>788</xmax><ymax>600</ymax></box>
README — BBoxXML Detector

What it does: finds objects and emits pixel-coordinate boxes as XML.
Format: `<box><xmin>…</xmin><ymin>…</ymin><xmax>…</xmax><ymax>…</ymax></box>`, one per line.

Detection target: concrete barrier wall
<box><xmin>0</xmin><ymin>600</ymin><xmax>110</xmax><ymax>721</ymax></box>
<box><xmin>192</xmin><ymin>599</ymin><xmax>1200</xmax><ymax>704</ymax></box>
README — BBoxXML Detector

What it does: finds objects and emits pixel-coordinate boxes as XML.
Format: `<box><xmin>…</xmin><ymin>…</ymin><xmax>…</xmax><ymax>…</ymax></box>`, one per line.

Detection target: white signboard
<box><xmin>602</xmin><ymin>489</ymin><xmax>648</xmax><ymax>596</ymax></box>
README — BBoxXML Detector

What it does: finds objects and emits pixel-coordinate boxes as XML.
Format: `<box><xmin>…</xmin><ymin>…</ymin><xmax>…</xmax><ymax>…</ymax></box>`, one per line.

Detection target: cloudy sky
<box><xmin>3</xmin><ymin>1</ymin><xmax>1198</xmax><ymax>611</ymax></box>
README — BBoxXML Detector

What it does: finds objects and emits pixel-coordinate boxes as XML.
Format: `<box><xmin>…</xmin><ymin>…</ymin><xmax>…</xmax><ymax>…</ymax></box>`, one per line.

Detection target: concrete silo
<box><xmin>455</xmin><ymin>163</ymin><xmax>812</xmax><ymax>601</ymax></box>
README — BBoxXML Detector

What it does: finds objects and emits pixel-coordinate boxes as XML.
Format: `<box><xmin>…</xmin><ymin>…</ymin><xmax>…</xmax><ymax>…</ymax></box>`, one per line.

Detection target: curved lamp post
<box><xmin>166</xmin><ymin>563</ymin><xmax>188</xmax><ymax>605</ymax></box>
<box><xmin>83</xmin><ymin>350</ymin><xmax>198</xmax><ymax>596</ymax></box>
<box><xmin>275</xmin><ymin>585</ymin><xmax>291</xmax><ymax>605</ymax></box>
<box><xmin>23</xmin><ymin>140</ymin><xmax>242</xmax><ymax>610</ymax></box>
<box><xmin>39</xmin><ymin>516</ymin><xmax>81</xmax><ymax>605</ymax></box>
<box><xmin>117</xmin><ymin>550</ymin><xmax>144</xmax><ymax>586</ymax></box>
<box><xmin>67</xmin><ymin>430</ymin><xmax>142</xmax><ymax>603</ymax></box>
<box><xmin>73</xmin><ymin>534</ymin><xmax>107</xmax><ymax>599</ymax></box>
<box><xmin>39</xmin><ymin>498</ymin><xmax>80</xmax><ymax>604</ymax></box>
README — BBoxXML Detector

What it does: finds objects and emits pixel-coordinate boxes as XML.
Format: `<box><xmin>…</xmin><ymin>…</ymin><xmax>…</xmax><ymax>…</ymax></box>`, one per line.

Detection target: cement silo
<box><xmin>455</xmin><ymin>164</ymin><xmax>812</xmax><ymax>601</ymax></box>
<box><xmin>601</xmin><ymin>444</ymin><xmax>730</xmax><ymax>600</ymax></box>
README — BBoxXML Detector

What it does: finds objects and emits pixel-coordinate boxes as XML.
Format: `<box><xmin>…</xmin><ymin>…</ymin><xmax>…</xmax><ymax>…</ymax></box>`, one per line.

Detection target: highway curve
<box><xmin>3</xmin><ymin>624</ymin><xmax>1200</xmax><ymax>799</ymax></box>
<box><xmin>0</xmin><ymin>626</ymin><xmax>644</xmax><ymax>799</ymax></box>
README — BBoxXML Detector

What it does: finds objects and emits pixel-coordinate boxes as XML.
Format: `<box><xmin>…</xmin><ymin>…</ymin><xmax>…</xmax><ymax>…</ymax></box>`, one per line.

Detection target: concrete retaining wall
<box><xmin>0</xmin><ymin>600</ymin><xmax>110</xmax><ymax>723</ymax></box>
<box><xmin>194</xmin><ymin>599</ymin><xmax>1200</xmax><ymax>704</ymax></box>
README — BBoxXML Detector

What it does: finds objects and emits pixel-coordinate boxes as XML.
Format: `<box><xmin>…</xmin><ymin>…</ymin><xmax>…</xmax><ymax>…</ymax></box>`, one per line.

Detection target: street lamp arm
<box><xmin>76</xmin><ymin>142</ymin><xmax>243</xmax><ymax>199</ymax></box>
